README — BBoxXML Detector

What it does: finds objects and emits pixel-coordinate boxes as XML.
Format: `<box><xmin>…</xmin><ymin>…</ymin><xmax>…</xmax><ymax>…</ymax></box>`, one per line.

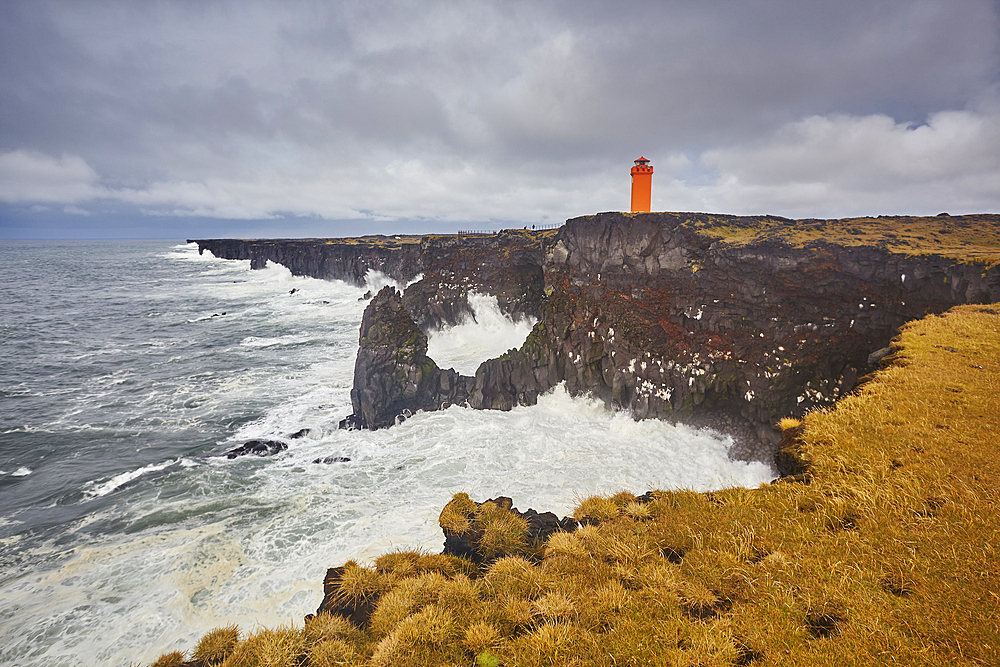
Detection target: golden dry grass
<box><xmin>154</xmin><ymin>303</ymin><xmax>999</xmax><ymax>666</ymax></box>
<box><xmin>192</xmin><ymin>624</ymin><xmax>239</xmax><ymax>665</ymax></box>
<box><xmin>693</xmin><ymin>213</ymin><xmax>1000</xmax><ymax>264</ymax></box>
<box><xmin>148</xmin><ymin>651</ymin><xmax>185</xmax><ymax>667</ymax></box>
<box><xmin>219</xmin><ymin>625</ymin><xmax>305</xmax><ymax>667</ymax></box>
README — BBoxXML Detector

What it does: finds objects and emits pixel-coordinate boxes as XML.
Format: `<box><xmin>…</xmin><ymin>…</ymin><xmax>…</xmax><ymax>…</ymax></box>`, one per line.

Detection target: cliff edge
<box><xmin>192</xmin><ymin>212</ymin><xmax>1000</xmax><ymax>460</ymax></box>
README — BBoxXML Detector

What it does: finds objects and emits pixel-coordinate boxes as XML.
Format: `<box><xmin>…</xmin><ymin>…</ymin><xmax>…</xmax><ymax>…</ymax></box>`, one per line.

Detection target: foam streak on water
<box><xmin>0</xmin><ymin>240</ymin><xmax>772</xmax><ymax>666</ymax></box>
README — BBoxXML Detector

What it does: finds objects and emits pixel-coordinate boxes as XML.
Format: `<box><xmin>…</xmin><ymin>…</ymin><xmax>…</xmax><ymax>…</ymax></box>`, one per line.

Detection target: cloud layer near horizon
<box><xmin>2</xmin><ymin>0</ymin><xmax>999</xmax><ymax>237</ymax></box>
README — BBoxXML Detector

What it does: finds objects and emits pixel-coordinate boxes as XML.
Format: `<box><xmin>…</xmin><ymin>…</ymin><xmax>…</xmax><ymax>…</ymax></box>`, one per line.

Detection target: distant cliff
<box><xmin>191</xmin><ymin>231</ymin><xmax>552</xmax><ymax>329</ymax></box>
<box><xmin>190</xmin><ymin>236</ymin><xmax>425</xmax><ymax>285</ymax></box>
<box><xmin>192</xmin><ymin>212</ymin><xmax>1000</xmax><ymax>460</ymax></box>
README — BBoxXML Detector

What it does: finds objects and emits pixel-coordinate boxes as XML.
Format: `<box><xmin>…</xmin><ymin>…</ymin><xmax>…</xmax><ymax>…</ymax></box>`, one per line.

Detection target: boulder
<box><xmin>224</xmin><ymin>439</ymin><xmax>287</xmax><ymax>459</ymax></box>
<box><xmin>313</xmin><ymin>456</ymin><xmax>351</xmax><ymax>464</ymax></box>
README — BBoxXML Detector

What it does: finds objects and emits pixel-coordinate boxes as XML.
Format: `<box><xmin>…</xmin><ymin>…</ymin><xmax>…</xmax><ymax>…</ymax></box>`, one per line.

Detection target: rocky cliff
<box><xmin>344</xmin><ymin>286</ymin><xmax>473</xmax><ymax>430</ymax></box>
<box><xmin>190</xmin><ymin>236</ymin><xmax>425</xmax><ymax>284</ymax></box>
<box><xmin>466</xmin><ymin>213</ymin><xmax>1000</xmax><ymax>455</ymax></box>
<box><xmin>193</xmin><ymin>212</ymin><xmax>1000</xmax><ymax>459</ymax></box>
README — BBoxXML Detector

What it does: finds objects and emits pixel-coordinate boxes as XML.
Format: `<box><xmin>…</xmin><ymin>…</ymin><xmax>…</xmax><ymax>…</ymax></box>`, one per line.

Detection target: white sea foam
<box><xmin>362</xmin><ymin>268</ymin><xmax>419</xmax><ymax>296</ymax></box>
<box><xmin>239</xmin><ymin>334</ymin><xmax>319</xmax><ymax>348</ymax></box>
<box><xmin>166</xmin><ymin>242</ymin><xmax>236</xmax><ymax>262</ymax></box>
<box><xmin>0</xmin><ymin>241</ymin><xmax>776</xmax><ymax>667</ymax></box>
<box><xmin>83</xmin><ymin>459</ymin><xmax>180</xmax><ymax>498</ymax></box>
<box><xmin>11</xmin><ymin>467</ymin><xmax>32</xmax><ymax>477</ymax></box>
<box><xmin>427</xmin><ymin>292</ymin><xmax>536</xmax><ymax>375</ymax></box>
<box><xmin>74</xmin><ymin>384</ymin><xmax>770</xmax><ymax>666</ymax></box>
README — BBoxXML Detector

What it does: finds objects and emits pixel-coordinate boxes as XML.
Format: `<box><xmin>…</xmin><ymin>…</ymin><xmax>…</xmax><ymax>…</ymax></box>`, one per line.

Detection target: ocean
<box><xmin>0</xmin><ymin>240</ymin><xmax>773</xmax><ymax>666</ymax></box>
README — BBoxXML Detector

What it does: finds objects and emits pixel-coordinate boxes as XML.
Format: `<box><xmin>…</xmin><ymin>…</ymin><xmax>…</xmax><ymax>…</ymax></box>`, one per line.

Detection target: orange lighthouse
<box><xmin>630</xmin><ymin>157</ymin><xmax>653</xmax><ymax>212</ymax></box>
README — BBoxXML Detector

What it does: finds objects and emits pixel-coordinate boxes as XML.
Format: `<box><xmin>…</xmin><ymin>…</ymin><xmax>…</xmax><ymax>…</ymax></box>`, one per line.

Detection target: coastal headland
<box><xmin>192</xmin><ymin>211</ymin><xmax>1000</xmax><ymax>459</ymax></box>
<box><xmin>162</xmin><ymin>212</ymin><xmax>1000</xmax><ymax>666</ymax></box>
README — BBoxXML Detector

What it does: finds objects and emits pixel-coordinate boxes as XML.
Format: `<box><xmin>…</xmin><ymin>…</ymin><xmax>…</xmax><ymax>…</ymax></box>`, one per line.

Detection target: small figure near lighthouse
<box><xmin>630</xmin><ymin>157</ymin><xmax>653</xmax><ymax>212</ymax></box>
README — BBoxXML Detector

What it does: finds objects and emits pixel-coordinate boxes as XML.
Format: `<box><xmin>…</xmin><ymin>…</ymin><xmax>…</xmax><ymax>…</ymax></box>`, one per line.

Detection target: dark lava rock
<box><xmin>867</xmin><ymin>346</ymin><xmax>892</xmax><ymax>366</ymax></box>
<box><xmin>442</xmin><ymin>532</ymin><xmax>480</xmax><ymax>562</ymax></box>
<box><xmin>522</xmin><ymin>508</ymin><xmax>578</xmax><ymax>542</ymax></box>
<box><xmin>289</xmin><ymin>428</ymin><xmax>311</xmax><ymax>439</ymax></box>
<box><xmin>313</xmin><ymin>456</ymin><xmax>351</xmax><ymax>464</ymax></box>
<box><xmin>197</xmin><ymin>213</ymin><xmax>1000</xmax><ymax>459</ymax></box>
<box><xmin>225</xmin><ymin>439</ymin><xmax>288</xmax><ymax>459</ymax></box>
<box><xmin>345</xmin><ymin>286</ymin><xmax>474</xmax><ymax>430</ymax></box>
<box><xmin>338</xmin><ymin>414</ymin><xmax>363</xmax><ymax>430</ymax></box>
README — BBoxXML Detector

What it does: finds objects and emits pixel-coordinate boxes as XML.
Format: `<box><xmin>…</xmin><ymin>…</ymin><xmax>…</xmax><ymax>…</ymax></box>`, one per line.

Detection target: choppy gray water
<box><xmin>0</xmin><ymin>240</ymin><xmax>772</xmax><ymax>666</ymax></box>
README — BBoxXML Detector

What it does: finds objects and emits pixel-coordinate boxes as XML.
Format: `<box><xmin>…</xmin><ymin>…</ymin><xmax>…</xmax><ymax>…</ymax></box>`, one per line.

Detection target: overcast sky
<box><xmin>2</xmin><ymin>0</ymin><xmax>999</xmax><ymax>239</ymax></box>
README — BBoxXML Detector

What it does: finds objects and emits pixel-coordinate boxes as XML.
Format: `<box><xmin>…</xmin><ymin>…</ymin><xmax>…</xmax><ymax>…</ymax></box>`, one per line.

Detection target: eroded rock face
<box><xmin>346</xmin><ymin>286</ymin><xmax>474</xmax><ymax>429</ymax></box>
<box><xmin>191</xmin><ymin>231</ymin><xmax>552</xmax><ymax>328</ymax></box>
<box><xmin>402</xmin><ymin>231</ymin><xmax>551</xmax><ymax>330</ymax></box>
<box><xmin>468</xmin><ymin>213</ymin><xmax>1000</xmax><ymax>456</ymax></box>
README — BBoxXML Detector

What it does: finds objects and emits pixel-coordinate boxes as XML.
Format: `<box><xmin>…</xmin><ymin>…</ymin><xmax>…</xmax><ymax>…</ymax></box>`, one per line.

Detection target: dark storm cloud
<box><xmin>1</xmin><ymin>0</ymin><xmax>998</xmax><ymax>237</ymax></box>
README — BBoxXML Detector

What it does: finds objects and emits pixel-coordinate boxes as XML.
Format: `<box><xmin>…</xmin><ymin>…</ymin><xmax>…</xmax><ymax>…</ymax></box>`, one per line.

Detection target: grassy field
<box><xmin>688</xmin><ymin>213</ymin><xmax>1000</xmax><ymax>265</ymax></box>
<box><xmin>150</xmin><ymin>302</ymin><xmax>999</xmax><ymax>666</ymax></box>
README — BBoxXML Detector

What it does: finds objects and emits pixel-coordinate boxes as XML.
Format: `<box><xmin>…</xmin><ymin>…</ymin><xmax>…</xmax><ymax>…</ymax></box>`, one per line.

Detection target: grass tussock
<box><xmin>334</xmin><ymin>560</ymin><xmax>387</xmax><ymax>603</ymax></box>
<box><xmin>160</xmin><ymin>304</ymin><xmax>1000</xmax><ymax>666</ymax></box>
<box><xmin>573</xmin><ymin>494</ymin><xmax>621</xmax><ymax>523</ymax></box>
<box><xmin>778</xmin><ymin>416</ymin><xmax>802</xmax><ymax>430</ymax></box>
<box><xmin>477</xmin><ymin>500</ymin><xmax>529</xmax><ymax>561</ymax></box>
<box><xmin>438</xmin><ymin>492</ymin><xmax>477</xmax><ymax>535</ymax></box>
<box><xmin>149</xmin><ymin>651</ymin><xmax>185</xmax><ymax>667</ymax></box>
<box><xmin>220</xmin><ymin>625</ymin><xmax>305</xmax><ymax>667</ymax></box>
<box><xmin>193</xmin><ymin>624</ymin><xmax>239</xmax><ymax>665</ymax></box>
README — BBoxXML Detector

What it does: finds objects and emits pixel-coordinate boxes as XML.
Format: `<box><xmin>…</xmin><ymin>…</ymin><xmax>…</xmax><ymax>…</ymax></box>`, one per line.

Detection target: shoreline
<box><xmin>148</xmin><ymin>300</ymin><xmax>1000</xmax><ymax>666</ymax></box>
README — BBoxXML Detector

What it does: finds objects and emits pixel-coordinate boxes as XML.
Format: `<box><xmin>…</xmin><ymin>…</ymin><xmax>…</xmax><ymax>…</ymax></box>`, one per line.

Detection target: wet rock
<box><xmin>338</xmin><ymin>414</ymin><xmax>363</xmax><ymax>430</ymax></box>
<box><xmin>225</xmin><ymin>439</ymin><xmax>287</xmax><ymax>459</ymax></box>
<box><xmin>313</xmin><ymin>456</ymin><xmax>351</xmax><ymax>464</ymax></box>
<box><xmin>289</xmin><ymin>428</ymin><xmax>311</xmax><ymax>439</ymax></box>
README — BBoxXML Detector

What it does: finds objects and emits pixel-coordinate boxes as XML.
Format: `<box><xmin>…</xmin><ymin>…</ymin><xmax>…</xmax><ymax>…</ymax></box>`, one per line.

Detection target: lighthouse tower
<box><xmin>630</xmin><ymin>157</ymin><xmax>653</xmax><ymax>213</ymax></box>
